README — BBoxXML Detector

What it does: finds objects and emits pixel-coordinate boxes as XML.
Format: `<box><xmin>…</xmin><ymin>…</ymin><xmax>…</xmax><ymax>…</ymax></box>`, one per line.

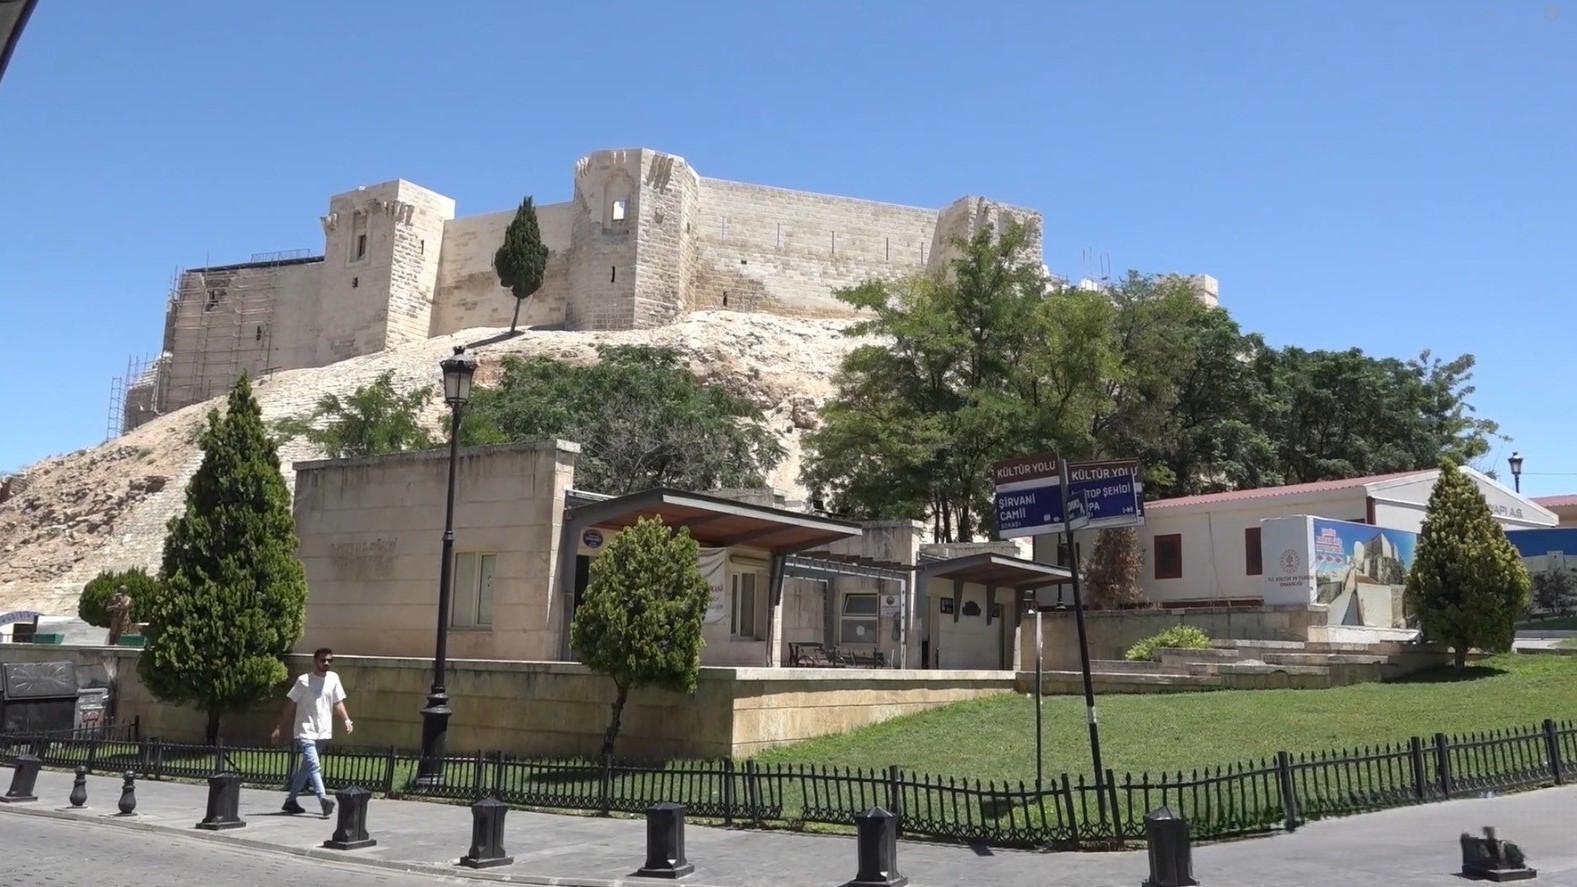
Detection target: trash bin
<box><xmin>75</xmin><ymin>688</ymin><xmax>110</xmax><ymax>732</ymax></box>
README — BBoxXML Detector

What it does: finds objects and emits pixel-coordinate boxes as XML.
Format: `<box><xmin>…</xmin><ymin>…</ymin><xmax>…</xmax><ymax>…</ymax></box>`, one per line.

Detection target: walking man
<box><xmin>271</xmin><ymin>647</ymin><xmax>352</xmax><ymax>816</ymax></box>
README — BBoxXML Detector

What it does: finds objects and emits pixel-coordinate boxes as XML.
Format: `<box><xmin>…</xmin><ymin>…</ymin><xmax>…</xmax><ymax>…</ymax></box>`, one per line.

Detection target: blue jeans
<box><xmin>287</xmin><ymin>738</ymin><xmax>328</xmax><ymax>801</ymax></box>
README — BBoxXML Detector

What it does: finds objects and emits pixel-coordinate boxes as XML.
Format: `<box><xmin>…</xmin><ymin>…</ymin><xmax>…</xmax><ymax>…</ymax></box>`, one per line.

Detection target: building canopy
<box><xmin>565</xmin><ymin>488</ymin><xmax>863</xmax><ymax>555</ymax></box>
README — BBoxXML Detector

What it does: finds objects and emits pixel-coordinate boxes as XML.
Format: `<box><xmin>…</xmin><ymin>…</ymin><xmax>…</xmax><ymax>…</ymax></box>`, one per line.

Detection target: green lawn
<box><xmin>756</xmin><ymin>654</ymin><xmax>1577</xmax><ymax>781</ymax></box>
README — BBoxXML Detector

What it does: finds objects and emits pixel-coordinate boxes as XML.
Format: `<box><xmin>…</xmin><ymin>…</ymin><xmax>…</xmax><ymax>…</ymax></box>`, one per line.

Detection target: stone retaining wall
<box><xmin>0</xmin><ymin>645</ymin><xmax>1013</xmax><ymax>759</ymax></box>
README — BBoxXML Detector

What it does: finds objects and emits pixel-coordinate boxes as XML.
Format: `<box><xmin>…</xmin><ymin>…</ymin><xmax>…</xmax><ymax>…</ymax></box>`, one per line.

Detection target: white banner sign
<box><xmin>698</xmin><ymin>548</ymin><xmax>729</xmax><ymax>624</ymax></box>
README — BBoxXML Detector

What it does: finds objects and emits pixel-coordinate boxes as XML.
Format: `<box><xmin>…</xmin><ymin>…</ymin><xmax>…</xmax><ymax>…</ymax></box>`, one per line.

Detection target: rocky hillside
<box><xmin>0</xmin><ymin>311</ymin><xmax>863</xmax><ymax>616</ymax></box>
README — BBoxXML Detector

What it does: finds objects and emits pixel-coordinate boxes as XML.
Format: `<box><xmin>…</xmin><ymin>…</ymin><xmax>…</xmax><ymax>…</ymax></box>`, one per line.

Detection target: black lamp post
<box><xmin>1509</xmin><ymin>451</ymin><xmax>1524</xmax><ymax>494</ymax></box>
<box><xmin>416</xmin><ymin>345</ymin><xmax>477</xmax><ymax>787</ymax></box>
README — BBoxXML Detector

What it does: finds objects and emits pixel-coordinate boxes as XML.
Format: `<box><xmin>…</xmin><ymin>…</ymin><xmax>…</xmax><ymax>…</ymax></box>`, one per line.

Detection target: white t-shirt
<box><xmin>287</xmin><ymin>671</ymin><xmax>346</xmax><ymax>741</ymax></box>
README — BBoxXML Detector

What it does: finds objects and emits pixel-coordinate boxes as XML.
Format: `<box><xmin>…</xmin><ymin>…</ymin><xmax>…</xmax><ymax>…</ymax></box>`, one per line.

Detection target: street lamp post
<box><xmin>416</xmin><ymin>345</ymin><xmax>477</xmax><ymax>787</ymax></box>
<box><xmin>1509</xmin><ymin>452</ymin><xmax>1524</xmax><ymax>494</ymax></box>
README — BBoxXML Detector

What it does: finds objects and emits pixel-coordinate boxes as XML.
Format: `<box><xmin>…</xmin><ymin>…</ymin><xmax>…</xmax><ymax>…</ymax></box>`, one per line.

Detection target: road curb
<box><xmin>0</xmin><ymin>802</ymin><xmax>736</xmax><ymax>887</ymax></box>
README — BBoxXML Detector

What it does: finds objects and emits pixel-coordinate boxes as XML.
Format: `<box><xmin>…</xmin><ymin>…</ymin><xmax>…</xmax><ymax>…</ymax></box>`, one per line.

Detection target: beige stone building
<box><xmin>291</xmin><ymin>441</ymin><xmax>1075</xmax><ymax>674</ymax></box>
<box><xmin>293</xmin><ymin>441</ymin><xmax>930</xmax><ymax>669</ymax></box>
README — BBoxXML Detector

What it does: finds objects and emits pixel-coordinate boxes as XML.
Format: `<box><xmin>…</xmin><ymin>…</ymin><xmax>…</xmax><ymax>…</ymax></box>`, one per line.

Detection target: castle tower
<box><xmin>565</xmin><ymin>149</ymin><xmax>699</xmax><ymax>330</ymax></box>
<box><xmin>316</xmin><ymin>180</ymin><xmax>455</xmax><ymax>363</ymax></box>
<box><xmin>927</xmin><ymin>196</ymin><xmax>1045</xmax><ymax>277</ymax></box>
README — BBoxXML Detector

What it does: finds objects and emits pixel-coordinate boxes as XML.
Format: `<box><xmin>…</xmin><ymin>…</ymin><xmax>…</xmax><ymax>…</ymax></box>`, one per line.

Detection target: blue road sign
<box><xmin>994</xmin><ymin>459</ymin><xmax>1144</xmax><ymax>539</ymax></box>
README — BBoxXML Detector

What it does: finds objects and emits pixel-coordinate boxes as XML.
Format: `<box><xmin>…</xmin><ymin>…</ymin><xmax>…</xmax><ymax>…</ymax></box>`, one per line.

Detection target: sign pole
<box><xmin>1059</xmin><ymin>457</ymin><xmax>1106</xmax><ymax>815</ymax></box>
<box><xmin>1034</xmin><ymin>607</ymin><xmax>1044</xmax><ymax>791</ymax></box>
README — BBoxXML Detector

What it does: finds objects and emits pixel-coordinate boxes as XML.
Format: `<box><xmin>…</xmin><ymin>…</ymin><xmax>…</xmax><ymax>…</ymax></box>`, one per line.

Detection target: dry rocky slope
<box><xmin>0</xmin><ymin>311</ymin><xmax>863</xmax><ymax>616</ymax></box>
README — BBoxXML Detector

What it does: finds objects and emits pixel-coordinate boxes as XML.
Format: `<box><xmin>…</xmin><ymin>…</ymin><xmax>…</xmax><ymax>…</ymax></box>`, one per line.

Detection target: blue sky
<box><xmin>1</xmin><ymin>2</ymin><xmax>1573</xmax><ymax>492</ymax></box>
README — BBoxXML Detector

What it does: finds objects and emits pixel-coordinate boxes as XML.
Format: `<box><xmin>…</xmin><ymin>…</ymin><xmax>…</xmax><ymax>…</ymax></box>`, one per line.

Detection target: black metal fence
<box><xmin>5</xmin><ymin>715</ymin><xmax>1575</xmax><ymax>850</ymax></box>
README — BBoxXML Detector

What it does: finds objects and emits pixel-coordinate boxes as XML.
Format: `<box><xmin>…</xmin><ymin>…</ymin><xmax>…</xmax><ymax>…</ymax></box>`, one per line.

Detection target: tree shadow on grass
<box><xmin>1388</xmin><ymin>664</ymin><xmax>1508</xmax><ymax>684</ymax></box>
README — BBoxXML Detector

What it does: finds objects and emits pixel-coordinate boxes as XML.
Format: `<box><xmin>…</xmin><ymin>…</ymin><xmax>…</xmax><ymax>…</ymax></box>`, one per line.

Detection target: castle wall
<box><xmin>153</xmin><ymin>258</ymin><xmax>323</xmax><ymax>419</ymax></box>
<box><xmin>429</xmin><ymin>201</ymin><xmax>575</xmax><ymax>335</ymax></box>
<box><xmin>689</xmin><ymin>178</ymin><xmax>938</xmax><ymax>316</ymax></box>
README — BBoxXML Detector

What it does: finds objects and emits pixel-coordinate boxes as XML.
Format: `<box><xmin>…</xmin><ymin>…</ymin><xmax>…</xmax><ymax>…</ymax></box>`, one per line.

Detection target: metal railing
<box><xmin>3</xmin><ymin>715</ymin><xmax>1574</xmax><ymax>851</ymax></box>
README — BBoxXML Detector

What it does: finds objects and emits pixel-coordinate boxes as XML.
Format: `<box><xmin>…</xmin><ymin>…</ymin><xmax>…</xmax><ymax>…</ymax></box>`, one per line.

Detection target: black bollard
<box><xmin>460</xmin><ymin>795</ymin><xmax>513</xmax><ymax>868</ymax></box>
<box><xmin>323</xmin><ymin>786</ymin><xmax>377</xmax><ymax>850</ymax></box>
<box><xmin>68</xmin><ymin>766</ymin><xmax>88</xmax><ymax>808</ymax></box>
<box><xmin>1143</xmin><ymin>806</ymin><xmax>1198</xmax><ymax>887</ymax></box>
<box><xmin>195</xmin><ymin>772</ymin><xmax>246</xmax><ymax>830</ymax></box>
<box><xmin>0</xmin><ymin>754</ymin><xmax>41</xmax><ymax>803</ymax></box>
<box><xmin>116</xmin><ymin>771</ymin><xmax>137</xmax><ymax>816</ymax></box>
<box><xmin>843</xmin><ymin>807</ymin><xmax>907</xmax><ymax>887</ymax></box>
<box><xmin>635</xmin><ymin>802</ymin><xmax>694</xmax><ymax>879</ymax></box>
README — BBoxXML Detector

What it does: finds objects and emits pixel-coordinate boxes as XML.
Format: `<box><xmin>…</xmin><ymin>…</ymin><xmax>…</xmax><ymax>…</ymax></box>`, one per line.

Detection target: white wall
<box><xmin>1132</xmin><ymin>492</ymin><xmax>1368</xmax><ymax>605</ymax></box>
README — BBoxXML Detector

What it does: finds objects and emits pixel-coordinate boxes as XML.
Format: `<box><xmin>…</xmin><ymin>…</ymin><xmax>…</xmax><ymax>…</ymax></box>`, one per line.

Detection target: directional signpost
<box><xmin>993</xmin><ymin>452</ymin><xmax>1144</xmax><ymax>800</ymax></box>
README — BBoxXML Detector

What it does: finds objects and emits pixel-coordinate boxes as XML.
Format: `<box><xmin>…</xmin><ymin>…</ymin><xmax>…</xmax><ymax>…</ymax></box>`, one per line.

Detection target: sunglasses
<box><xmin>317</xmin><ymin>658</ymin><xmax>334</xmax><ymax>665</ymax></box>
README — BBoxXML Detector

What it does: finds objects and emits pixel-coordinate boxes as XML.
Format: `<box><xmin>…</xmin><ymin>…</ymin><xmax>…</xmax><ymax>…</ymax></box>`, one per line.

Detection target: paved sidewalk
<box><xmin>6</xmin><ymin>768</ymin><xmax>1577</xmax><ymax>885</ymax></box>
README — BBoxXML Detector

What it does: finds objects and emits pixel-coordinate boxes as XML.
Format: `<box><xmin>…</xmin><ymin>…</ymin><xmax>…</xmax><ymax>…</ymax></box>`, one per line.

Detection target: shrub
<box><xmin>78</xmin><ymin>567</ymin><xmax>160</xmax><ymax>628</ymax></box>
<box><xmin>1125</xmin><ymin>625</ymin><xmax>1211</xmax><ymax>662</ymax></box>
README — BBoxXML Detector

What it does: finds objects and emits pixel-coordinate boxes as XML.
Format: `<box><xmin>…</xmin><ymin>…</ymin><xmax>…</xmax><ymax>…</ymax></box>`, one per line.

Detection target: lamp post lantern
<box><xmin>416</xmin><ymin>345</ymin><xmax>478</xmax><ymax>787</ymax></box>
<box><xmin>1509</xmin><ymin>452</ymin><xmax>1524</xmax><ymax>494</ymax></box>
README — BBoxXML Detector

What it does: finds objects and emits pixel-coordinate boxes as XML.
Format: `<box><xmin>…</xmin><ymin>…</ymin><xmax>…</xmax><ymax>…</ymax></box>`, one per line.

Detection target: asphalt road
<box><xmin>3</xmin><ymin>814</ymin><xmax>474</xmax><ymax>887</ymax></box>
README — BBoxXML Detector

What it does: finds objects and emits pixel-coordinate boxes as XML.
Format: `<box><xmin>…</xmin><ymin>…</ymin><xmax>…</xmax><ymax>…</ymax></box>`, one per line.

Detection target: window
<box><xmin>349</xmin><ymin>211</ymin><xmax>369</xmax><ymax>264</ymax></box>
<box><xmin>1154</xmin><ymin>534</ymin><xmax>1183</xmax><ymax>580</ymax></box>
<box><xmin>450</xmin><ymin>552</ymin><xmax>496</xmax><ymax>628</ymax></box>
<box><xmin>731</xmin><ymin>571</ymin><xmax>762</xmax><ymax>639</ymax></box>
<box><xmin>840</xmin><ymin>593</ymin><xmax>878</xmax><ymax>645</ymax></box>
<box><xmin>1245</xmin><ymin>527</ymin><xmax>1263</xmax><ymax>576</ymax></box>
<box><xmin>610</xmin><ymin>199</ymin><xmax>627</xmax><ymax>222</ymax></box>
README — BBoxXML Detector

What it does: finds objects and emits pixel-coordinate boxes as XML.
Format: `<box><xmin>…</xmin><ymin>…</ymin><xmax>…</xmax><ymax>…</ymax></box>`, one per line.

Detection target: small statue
<box><xmin>106</xmin><ymin>587</ymin><xmax>133</xmax><ymax>647</ymax></box>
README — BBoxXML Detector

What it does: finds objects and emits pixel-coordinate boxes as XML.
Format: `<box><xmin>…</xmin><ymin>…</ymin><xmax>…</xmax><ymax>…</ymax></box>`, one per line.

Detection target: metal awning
<box><xmin>564</xmin><ymin>487</ymin><xmax>863</xmax><ymax>555</ymax></box>
<box><xmin>784</xmin><ymin>552</ymin><xmax>910</xmax><ymax>583</ymax></box>
<box><xmin>916</xmin><ymin>552</ymin><xmax>1073</xmax><ymax>589</ymax></box>
<box><xmin>0</xmin><ymin>0</ymin><xmax>37</xmax><ymax>85</ymax></box>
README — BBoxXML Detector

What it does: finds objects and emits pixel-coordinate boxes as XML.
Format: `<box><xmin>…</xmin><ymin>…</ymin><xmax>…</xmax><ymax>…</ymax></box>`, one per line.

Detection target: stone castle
<box><xmin>119</xmin><ymin>146</ymin><xmax>1217</xmax><ymax>432</ymax></box>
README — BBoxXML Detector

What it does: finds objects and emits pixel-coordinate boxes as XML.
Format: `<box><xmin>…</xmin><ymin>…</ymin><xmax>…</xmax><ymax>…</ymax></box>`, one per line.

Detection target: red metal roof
<box><xmin>1533</xmin><ymin>495</ymin><xmax>1577</xmax><ymax>509</ymax></box>
<box><xmin>1146</xmin><ymin>471</ymin><xmax>1424</xmax><ymax>511</ymax></box>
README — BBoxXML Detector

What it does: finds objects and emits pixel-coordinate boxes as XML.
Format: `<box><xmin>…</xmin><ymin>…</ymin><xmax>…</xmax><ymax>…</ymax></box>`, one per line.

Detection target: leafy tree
<box><xmin>1263</xmin><ymin>349</ymin><xmax>1498</xmax><ymax>484</ymax></box>
<box><xmin>78</xmin><ymin>567</ymin><xmax>159</xmax><ymax>628</ymax></box>
<box><xmin>272</xmin><ymin>371</ymin><xmax>435</xmax><ymax>458</ymax></box>
<box><xmin>1403</xmin><ymin>460</ymin><xmax>1530</xmax><ymax>670</ymax></box>
<box><xmin>462</xmin><ymin>345</ymin><xmax>783</xmax><ymax>494</ymax></box>
<box><xmin>1532</xmin><ymin>567</ymin><xmax>1576</xmax><ymax>617</ymax></box>
<box><xmin>138</xmin><ymin>375</ymin><xmax>308</xmax><ymax>742</ymax></box>
<box><xmin>570</xmin><ymin>517</ymin><xmax>710</xmax><ymax>757</ymax></box>
<box><xmin>803</xmin><ymin>222</ymin><xmax>1046</xmax><ymax>541</ymax></box>
<box><xmin>1083</xmin><ymin>528</ymin><xmax>1143</xmax><ymax>610</ymax></box>
<box><xmin>494</xmin><ymin>196</ymin><xmax>549</xmax><ymax>334</ymax></box>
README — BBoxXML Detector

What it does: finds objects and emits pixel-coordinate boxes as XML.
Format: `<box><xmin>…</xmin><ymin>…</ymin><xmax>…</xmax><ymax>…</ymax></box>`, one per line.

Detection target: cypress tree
<box><xmin>138</xmin><ymin>375</ymin><xmax>308</xmax><ymax>742</ymax></box>
<box><xmin>1403</xmin><ymin>460</ymin><xmax>1530</xmax><ymax>670</ymax></box>
<box><xmin>570</xmin><ymin>517</ymin><xmax>711</xmax><ymax>758</ymax></box>
<box><xmin>493</xmin><ymin>195</ymin><xmax>549</xmax><ymax>335</ymax></box>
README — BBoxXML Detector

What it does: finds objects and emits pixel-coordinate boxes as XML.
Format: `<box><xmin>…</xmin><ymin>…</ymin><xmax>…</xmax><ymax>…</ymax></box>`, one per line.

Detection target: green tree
<box><xmin>803</xmin><ymin>222</ymin><xmax>1046</xmax><ymax>540</ymax></box>
<box><xmin>1403</xmin><ymin>460</ymin><xmax>1530</xmax><ymax>670</ymax></box>
<box><xmin>138</xmin><ymin>375</ymin><xmax>309</xmax><ymax>742</ymax></box>
<box><xmin>494</xmin><ymin>196</ymin><xmax>549</xmax><ymax>334</ymax></box>
<box><xmin>78</xmin><ymin>567</ymin><xmax>159</xmax><ymax>628</ymax></box>
<box><xmin>570</xmin><ymin>517</ymin><xmax>711</xmax><ymax>757</ymax></box>
<box><xmin>272</xmin><ymin>371</ymin><xmax>435</xmax><ymax>458</ymax></box>
<box><xmin>462</xmin><ymin>345</ymin><xmax>783</xmax><ymax>494</ymax></box>
<box><xmin>1083</xmin><ymin>528</ymin><xmax>1143</xmax><ymax>610</ymax></box>
<box><xmin>1532</xmin><ymin>568</ymin><xmax>1576</xmax><ymax>617</ymax></box>
<box><xmin>1263</xmin><ymin>348</ymin><xmax>1497</xmax><ymax>483</ymax></box>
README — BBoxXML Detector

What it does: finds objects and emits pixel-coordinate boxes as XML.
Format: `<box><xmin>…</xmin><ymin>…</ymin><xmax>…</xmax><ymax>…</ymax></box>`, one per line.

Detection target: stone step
<box><xmin>1088</xmin><ymin>659</ymin><xmax>1189</xmax><ymax>675</ymax></box>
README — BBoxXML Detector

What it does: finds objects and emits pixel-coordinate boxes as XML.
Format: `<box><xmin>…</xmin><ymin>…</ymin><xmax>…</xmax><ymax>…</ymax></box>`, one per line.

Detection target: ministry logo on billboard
<box><xmin>1280</xmin><ymin>549</ymin><xmax>1301</xmax><ymax>574</ymax></box>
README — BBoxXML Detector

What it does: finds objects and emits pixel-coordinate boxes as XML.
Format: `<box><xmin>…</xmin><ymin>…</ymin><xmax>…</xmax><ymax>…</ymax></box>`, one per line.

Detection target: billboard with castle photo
<box><xmin>1311</xmin><ymin>518</ymin><xmax>1416</xmax><ymax>629</ymax></box>
<box><xmin>1259</xmin><ymin>516</ymin><xmax>1417</xmax><ymax>629</ymax></box>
